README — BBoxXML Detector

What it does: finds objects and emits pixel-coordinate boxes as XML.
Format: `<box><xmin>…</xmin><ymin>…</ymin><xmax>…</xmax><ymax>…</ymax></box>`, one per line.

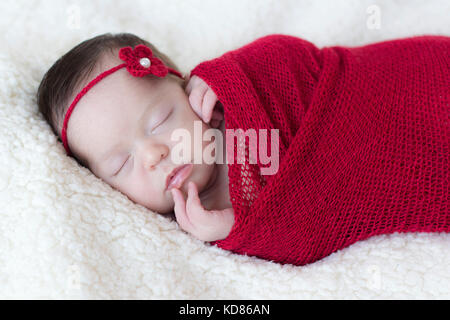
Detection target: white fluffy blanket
<box><xmin>0</xmin><ymin>0</ymin><xmax>448</xmax><ymax>299</ymax></box>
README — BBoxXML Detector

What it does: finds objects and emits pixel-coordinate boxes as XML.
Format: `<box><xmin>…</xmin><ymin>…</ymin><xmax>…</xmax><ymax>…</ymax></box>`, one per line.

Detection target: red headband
<box><xmin>61</xmin><ymin>44</ymin><xmax>184</xmax><ymax>156</ymax></box>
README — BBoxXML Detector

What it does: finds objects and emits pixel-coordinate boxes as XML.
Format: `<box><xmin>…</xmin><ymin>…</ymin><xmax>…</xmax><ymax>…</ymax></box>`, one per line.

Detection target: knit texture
<box><xmin>190</xmin><ymin>34</ymin><xmax>450</xmax><ymax>266</ymax></box>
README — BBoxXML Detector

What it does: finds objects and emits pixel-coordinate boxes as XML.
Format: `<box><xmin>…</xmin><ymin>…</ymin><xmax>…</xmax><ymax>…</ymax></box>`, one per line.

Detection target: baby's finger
<box><xmin>171</xmin><ymin>188</ymin><xmax>194</xmax><ymax>233</ymax></box>
<box><xmin>188</xmin><ymin>85</ymin><xmax>208</xmax><ymax>120</ymax></box>
<box><xmin>184</xmin><ymin>74</ymin><xmax>195</xmax><ymax>95</ymax></box>
<box><xmin>186</xmin><ymin>181</ymin><xmax>207</xmax><ymax>221</ymax></box>
<box><xmin>202</xmin><ymin>88</ymin><xmax>218</xmax><ymax>123</ymax></box>
<box><xmin>187</xmin><ymin>181</ymin><xmax>203</xmax><ymax>209</ymax></box>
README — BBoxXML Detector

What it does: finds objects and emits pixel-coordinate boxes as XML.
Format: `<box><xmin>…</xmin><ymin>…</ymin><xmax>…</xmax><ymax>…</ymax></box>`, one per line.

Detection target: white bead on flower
<box><xmin>139</xmin><ymin>57</ymin><xmax>151</xmax><ymax>68</ymax></box>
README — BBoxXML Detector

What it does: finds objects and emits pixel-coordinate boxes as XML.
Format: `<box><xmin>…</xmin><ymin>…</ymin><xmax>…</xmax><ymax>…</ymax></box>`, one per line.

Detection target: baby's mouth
<box><xmin>166</xmin><ymin>164</ymin><xmax>194</xmax><ymax>191</ymax></box>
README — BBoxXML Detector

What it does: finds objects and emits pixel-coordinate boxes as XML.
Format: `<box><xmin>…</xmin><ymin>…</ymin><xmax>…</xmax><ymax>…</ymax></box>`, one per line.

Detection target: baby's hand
<box><xmin>170</xmin><ymin>181</ymin><xmax>234</xmax><ymax>242</ymax></box>
<box><xmin>185</xmin><ymin>75</ymin><xmax>224</xmax><ymax>128</ymax></box>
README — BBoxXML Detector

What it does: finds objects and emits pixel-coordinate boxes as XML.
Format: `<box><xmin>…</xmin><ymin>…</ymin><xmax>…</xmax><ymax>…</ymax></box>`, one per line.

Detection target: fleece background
<box><xmin>0</xmin><ymin>0</ymin><xmax>448</xmax><ymax>299</ymax></box>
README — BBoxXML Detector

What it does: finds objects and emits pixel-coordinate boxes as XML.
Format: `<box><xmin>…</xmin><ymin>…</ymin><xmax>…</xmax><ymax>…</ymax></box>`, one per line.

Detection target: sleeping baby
<box><xmin>37</xmin><ymin>32</ymin><xmax>449</xmax><ymax>266</ymax></box>
<box><xmin>37</xmin><ymin>33</ymin><xmax>235</xmax><ymax>243</ymax></box>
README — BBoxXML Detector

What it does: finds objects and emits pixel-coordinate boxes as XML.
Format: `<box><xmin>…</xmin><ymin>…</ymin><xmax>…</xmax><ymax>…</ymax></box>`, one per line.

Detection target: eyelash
<box><xmin>114</xmin><ymin>109</ymin><xmax>174</xmax><ymax>176</ymax></box>
<box><xmin>114</xmin><ymin>155</ymin><xmax>130</xmax><ymax>176</ymax></box>
<box><xmin>150</xmin><ymin>109</ymin><xmax>173</xmax><ymax>134</ymax></box>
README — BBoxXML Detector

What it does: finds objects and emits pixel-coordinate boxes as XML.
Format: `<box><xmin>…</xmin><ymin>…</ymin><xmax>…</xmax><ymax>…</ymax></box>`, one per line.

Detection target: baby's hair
<box><xmin>37</xmin><ymin>32</ymin><xmax>184</xmax><ymax>168</ymax></box>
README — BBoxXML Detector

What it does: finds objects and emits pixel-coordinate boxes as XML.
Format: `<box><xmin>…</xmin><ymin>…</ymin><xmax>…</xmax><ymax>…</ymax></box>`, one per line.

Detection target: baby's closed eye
<box><xmin>148</xmin><ymin>108</ymin><xmax>173</xmax><ymax>134</ymax></box>
<box><xmin>114</xmin><ymin>154</ymin><xmax>131</xmax><ymax>176</ymax></box>
<box><xmin>113</xmin><ymin>107</ymin><xmax>175</xmax><ymax>176</ymax></box>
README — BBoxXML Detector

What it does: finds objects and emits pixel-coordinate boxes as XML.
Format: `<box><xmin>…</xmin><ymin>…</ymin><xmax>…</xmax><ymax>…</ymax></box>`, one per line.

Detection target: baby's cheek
<box><xmin>119</xmin><ymin>178</ymin><xmax>146</xmax><ymax>204</ymax></box>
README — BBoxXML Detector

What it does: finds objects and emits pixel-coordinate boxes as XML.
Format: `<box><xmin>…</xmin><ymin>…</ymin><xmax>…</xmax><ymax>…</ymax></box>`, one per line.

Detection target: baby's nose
<box><xmin>141</xmin><ymin>143</ymin><xmax>169</xmax><ymax>170</ymax></box>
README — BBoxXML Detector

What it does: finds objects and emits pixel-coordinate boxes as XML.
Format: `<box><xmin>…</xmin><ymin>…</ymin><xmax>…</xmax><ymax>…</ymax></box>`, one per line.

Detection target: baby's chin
<box><xmin>143</xmin><ymin>197</ymin><xmax>175</xmax><ymax>216</ymax></box>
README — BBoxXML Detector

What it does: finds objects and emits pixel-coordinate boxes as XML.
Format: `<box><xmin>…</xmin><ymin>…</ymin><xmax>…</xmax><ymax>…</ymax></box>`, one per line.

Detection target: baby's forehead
<box><xmin>72</xmin><ymin>57</ymin><xmax>159</xmax><ymax>108</ymax></box>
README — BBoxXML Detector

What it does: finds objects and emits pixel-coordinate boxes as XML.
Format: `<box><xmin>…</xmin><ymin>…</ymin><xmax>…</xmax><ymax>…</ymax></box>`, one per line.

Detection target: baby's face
<box><xmin>66</xmin><ymin>51</ymin><xmax>215</xmax><ymax>214</ymax></box>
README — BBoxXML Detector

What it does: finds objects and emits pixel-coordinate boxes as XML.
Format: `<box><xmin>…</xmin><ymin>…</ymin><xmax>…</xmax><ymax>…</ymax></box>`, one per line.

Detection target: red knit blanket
<box><xmin>190</xmin><ymin>34</ymin><xmax>450</xmax><ymax>266</ymax></box>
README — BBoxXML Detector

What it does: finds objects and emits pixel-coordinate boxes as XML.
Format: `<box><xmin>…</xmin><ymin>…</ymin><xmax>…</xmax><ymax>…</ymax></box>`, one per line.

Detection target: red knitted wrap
<box><xmin>190</xmin><ymin>34</ymin><xmax>450</xmax><ymax>266</ymax></box>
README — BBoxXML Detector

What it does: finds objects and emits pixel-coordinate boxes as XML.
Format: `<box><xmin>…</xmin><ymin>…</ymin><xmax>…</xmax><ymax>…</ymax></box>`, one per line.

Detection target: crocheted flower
<box><xmin>119</xmin><ymin>44</ymin><xmax>169</xmax><ymax>78</ymax></box>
